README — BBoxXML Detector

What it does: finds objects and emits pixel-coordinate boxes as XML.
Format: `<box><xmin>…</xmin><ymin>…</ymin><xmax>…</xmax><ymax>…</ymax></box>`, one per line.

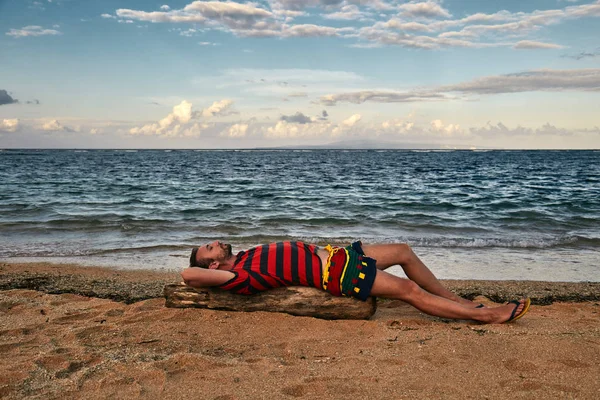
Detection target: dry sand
<box><xmin>1</xmin><ymin>262</ymin><xmax>599</xmax><ymax>399</ymax></box>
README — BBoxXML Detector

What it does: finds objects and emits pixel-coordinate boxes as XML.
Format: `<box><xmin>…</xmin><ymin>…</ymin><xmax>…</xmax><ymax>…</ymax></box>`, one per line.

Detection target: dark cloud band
<box><xmin>0</xmin><ymin>90</ymin><xmax>18</xmax><ymax>106</ymax></box>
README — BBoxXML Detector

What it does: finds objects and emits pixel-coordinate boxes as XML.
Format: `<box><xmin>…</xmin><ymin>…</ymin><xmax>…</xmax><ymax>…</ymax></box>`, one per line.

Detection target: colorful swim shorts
<box><xmin>321</xmin><ymin>241</ymin><xmax>377</xmax><ymax>301</ymax></box>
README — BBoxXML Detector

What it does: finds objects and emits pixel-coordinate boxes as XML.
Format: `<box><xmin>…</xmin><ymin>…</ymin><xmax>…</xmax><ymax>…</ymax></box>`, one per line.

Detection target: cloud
<box><xmin>235</xmin><ymin>108</ymin><xmax>600</xmax><ymax>145</ymax></box>
<box><xmin>357</xmin><ymin>25</ymin><xmax>481</xmax><ymax>49</ymax></box>
<box><xmin>266</xmin><ymin>120</ymin><xmax>301</xmax><ymax>138</ymax></box>
<box><xmin>430</xmin><ymin>119</ymin><xmax>462</xmax><ymax>136</ymax></box>
<box><xmin>440</xmin><ymin>68</ymin><xmax>600</xmax><ymax>94</ymax></box>
<box><xmin>0</xmin><ymin>119</ymin><xmax>19</xmax><ymax>132</ymax></box>
<box><xmin>183</xmin><ymin>122</ymin><xmax>210</xmax><ymax>137</ymax></box>
<box><xmin>354</xmin><ymin>1</ymin><xmax>600</xmax><ymax>49</ymax></box>
<box><xmin>468</xmin><ymin>122</ymin><xmax>589</xmax><ymax>137</ymax></box>
<box><xmin>269</xmin><ymin>0</ymin><xmax>395</xmax><ymax>16</ymax></box>
<box><xmin>323</xmin><ymin>5</ymin><xmax>369</xmax><ymax>21</ymax></box>
<box><xmin>562</xmin><ymin>48</ymin><xmax>600</xmax><ymax>60</ymax></box>
<box><xmin>6</xmin><ymin>25</ymin><xmax>61</xmax><ymax>37</ymax></box>
<box><xmin>259</xmin><ymin>113</ymin><xmax>600</xmax><ymax>144</ymax></box>
<box><xmin>29</xmin><ymin>1</ymin><xmax>46</xmax><ymax>11</ymax></box>
<box><xmin>101</xmin><ymin>1</ymin><xmax>600</xmax><ymax>50</ymax></box>
<box><xmin>374</xmin><ymin>117</ymin><xmax>467</xmax><ymax>139</ymax></box>
<box><xmin>398</xmin><ymin>1</ymin><xmax>452</xmax><ymax>19</ymax></box>
<box><xmin>179</xmin><ymin>28</ymin><xmax>197</xmax><ymax>36</ymax></box>
<box><xmin>129</xmin><ymin>99</ymin><xmax>234</xmax><ymax>137</ymax></box>
<box><xmin>130</xmin><ymin>100</ymin><xmax>193</xmax><ymax>136</ymax></box>
<box><xmin>513</xmin><ymin>40</ymin><xmax>565</xmax><ymax>49</ymax></box>
<box><xmin>283</xmin><ymin>24</ymin><xmax>341</xmax><ymax>37</ymax></box>
<box><xmin>201</xmin><ymin>99</ymin><xmax>235</xmax><ymax>118</ymax></box>
<box><xmin>281</xmin><ymin>112</ymin><xmax>313</xmax><ymax>124</ymax></box>
<box><xmin>265</xmin><ymin>119</ymin><xmax>332</xmax><ymax>138</ymax></box>
<box><xmin>223</xmin><ymin>123</ymin><xmax>249</xmax><ymax>138</ymax></box>
<box><xmin>114</xmin><ymin>2</ymin><xmax>353</xmax><ymax>39</ymax></box>
<box><xmin>321</xmin><ymin>68</ymin><xmax>600</xmax><ymax>105</ymax></box>
<box><xmin>329</xmin><ymin>113</ymin><xmax>361</xmax><ymax>136</ymax></box>
<box><xmin>381</xmin><ymin>119</ymin><xmax>415</xmax><ymax>133</ymax></box>
<box><xmin>115</xmin><ymin>9</ymin><xmax>205</xmax><ymax>24</ymax></box>
<box><xmin>385</xmin><ymin>20</ymin><xmax>434</xmax><ymax>32</ymax></box>
<box><xmin>117</xmin><ymin>2</ymin><xmax>273</xmax><ymax>29</ymax></box>
<box><xmin>101</xmin><ymin>13</ymin><xmax>116</xmax><ymax>19</ymax></box>
<box><xmin>42</xmin><ymin>119</ymin><xmax>75</xmax><ymax>132</ymax></box>
<box><xmin>342</xmin><ymin>114</ymin><xmax>361</xmax><ymax>127</ymax></box>
<box><xmin>0</xmin><ymin>90</ymin><xmax>18</xmax><ymax>106</ymax></box>
<box><xmin>184</xmin><ymin>1</ymin><xmax>272</xmax><ymax>18</ymax></box>
<box><xmin>376</xmin><ymin>118</ymin><xmax>594</xmax><ymax>141</ymax></box>
<box><xmin>320</xmin><ymin>90</ymin><xmax>450</xmax><ymax>105</ymax></box>
<box><xmin>269</xmin><ymin>0</ymin><xmax>343</xmax><ymax>12</ymax></box>
<box><xmin>171</xmin><ymin>101</ymin><xmax>193</xmax><ymax>123</ymax></box>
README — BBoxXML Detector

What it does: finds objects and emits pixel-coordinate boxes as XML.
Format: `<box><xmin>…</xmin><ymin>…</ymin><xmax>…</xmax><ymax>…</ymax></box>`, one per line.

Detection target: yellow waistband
<box><xmin>322</xmin><ymin>245</ymin><xmax>334</xmax><ymax>289</ymax></box>
<box><xmin>322</xmin><ymin>244</ymin><xmax>347</xmax><ymax>290</ymax></box>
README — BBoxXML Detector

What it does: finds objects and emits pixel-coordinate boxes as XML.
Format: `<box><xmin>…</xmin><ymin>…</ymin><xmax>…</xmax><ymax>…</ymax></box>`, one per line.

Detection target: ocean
<box><xmin>1</xmin><ymin>149</ymin><xmax>598</xmax><ymax>282</ymax></box>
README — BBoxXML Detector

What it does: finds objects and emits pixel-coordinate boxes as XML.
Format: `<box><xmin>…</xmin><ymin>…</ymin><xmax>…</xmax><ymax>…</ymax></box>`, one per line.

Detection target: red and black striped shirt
<box><xmin>218</xmin><ymin>242</ymin><xmax>323</xmax><ymax>295</ymax></box>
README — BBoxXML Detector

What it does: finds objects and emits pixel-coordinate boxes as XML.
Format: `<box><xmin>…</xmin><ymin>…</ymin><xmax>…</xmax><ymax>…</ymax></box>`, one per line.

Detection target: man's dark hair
<box><xmin>189</xmin><ymin>247</ymin><xmax>213</xmax><ymax>268</ymax></box>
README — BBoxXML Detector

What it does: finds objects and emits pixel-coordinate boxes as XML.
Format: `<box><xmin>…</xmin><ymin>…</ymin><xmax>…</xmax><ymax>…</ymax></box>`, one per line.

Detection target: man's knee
<box><xmin>397</xmin><ymin>278</ymin><xmax>420</xmax><ymax>301</ymax></box>
<box><xmin>394</xmin><ymin>243</ymin><xmax>414</xmax><ymax>264</ymax></box>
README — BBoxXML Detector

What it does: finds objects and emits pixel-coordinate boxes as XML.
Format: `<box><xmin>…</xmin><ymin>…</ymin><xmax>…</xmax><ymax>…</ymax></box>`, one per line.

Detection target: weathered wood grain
<box><xmin>164</xmin><ymin>284</ymin><xmax>377</xmax><ymax>320</ymax></box>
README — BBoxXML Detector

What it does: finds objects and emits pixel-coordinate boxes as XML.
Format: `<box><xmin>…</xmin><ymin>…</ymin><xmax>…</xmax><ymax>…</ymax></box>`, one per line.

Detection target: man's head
<box><xmin>189</xmin><ymin>240</ymin><xmax>233</xmax><ymax>269</ymax></box>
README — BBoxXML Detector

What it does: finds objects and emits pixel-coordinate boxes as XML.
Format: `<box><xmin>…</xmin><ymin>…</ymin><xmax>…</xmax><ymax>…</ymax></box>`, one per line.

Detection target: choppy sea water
<box><xmin>1</xmin><ymin>149</ymin><xmax>599</xmax><ymax>282</ymax></box>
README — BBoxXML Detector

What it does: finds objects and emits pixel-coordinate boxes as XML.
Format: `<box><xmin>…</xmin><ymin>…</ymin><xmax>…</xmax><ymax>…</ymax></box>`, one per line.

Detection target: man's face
<box><xmin>195</xmin><ymin>240</ymin><xmax>233</xmax><ymax>264</ymax></box>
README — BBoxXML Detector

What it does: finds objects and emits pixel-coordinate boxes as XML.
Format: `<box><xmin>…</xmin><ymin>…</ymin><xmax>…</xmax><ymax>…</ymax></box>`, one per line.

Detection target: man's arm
<box><xmin>181</xmin><ymin>268</ymin><xmax>235</xmax><ymax>288</ymax></box>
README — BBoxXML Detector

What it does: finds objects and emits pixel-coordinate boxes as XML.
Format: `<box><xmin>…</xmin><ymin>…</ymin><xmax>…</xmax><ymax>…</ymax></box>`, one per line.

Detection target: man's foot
<box><xmin>506</xmin><ymin>299</ymin><xmax>531</xmax><ymax>322</ymax></box>
<box><xmin>481</xmin><ymin>298</ymin><xmax>531</xmax><ymax>324</ymax></box>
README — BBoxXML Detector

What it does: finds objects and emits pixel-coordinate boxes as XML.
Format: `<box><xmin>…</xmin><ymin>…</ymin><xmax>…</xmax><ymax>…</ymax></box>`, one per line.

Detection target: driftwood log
<box><xmin>164</xmin><ymin>284</ymin><xmax>377</xmax><ymax>320</ymax></box>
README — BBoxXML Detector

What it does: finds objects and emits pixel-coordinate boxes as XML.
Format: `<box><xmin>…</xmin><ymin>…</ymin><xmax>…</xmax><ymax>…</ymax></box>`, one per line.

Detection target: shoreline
<box><xmin>1</xmin><ymin>262</ymin><xmax>599</xmax><ymax>305</ymax></box>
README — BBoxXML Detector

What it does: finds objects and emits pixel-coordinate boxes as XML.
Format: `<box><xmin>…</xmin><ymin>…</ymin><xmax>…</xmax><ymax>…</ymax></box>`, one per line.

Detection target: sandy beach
<box><xmin>1</xmin><ymin>262</ymin><xmax>599</xmax><ymax>399</ymax></box>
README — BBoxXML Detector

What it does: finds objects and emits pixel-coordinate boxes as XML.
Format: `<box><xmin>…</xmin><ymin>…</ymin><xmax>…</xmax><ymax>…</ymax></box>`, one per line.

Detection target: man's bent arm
<box><xmin>181</xmin><ymin>268</ymin><xmax>235</xmax><ymax>288</ymax></box>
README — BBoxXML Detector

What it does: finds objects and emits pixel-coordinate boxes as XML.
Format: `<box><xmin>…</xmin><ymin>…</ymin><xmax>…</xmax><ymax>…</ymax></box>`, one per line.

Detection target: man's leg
<box><xmin>361</xmin><ymin>243</ymin><xmax>476</xmax><ymax>306</ymax></box>
<box><xmin>370</xmin><ymin>270</ymin><xmax>528</xmax><ymax>323</ymax></box>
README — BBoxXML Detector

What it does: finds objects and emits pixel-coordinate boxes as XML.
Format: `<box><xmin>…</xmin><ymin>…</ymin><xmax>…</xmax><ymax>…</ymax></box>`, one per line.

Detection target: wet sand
<box><xmin>1</xmin><ymin>262</ymin><xmax>599</xmax><ymax>399</ymax></box>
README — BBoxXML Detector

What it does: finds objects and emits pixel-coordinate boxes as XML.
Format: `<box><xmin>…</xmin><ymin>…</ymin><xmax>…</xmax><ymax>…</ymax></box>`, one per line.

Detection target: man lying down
<box><xmin>182</xmin><ymin>240</ymin><xmax>530</xmax><ymax>324</ymax></box>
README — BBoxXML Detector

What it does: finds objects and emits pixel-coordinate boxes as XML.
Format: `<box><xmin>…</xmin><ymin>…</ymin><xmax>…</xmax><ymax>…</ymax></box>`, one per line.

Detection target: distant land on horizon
<box><xmin>272</xmin><ymin>139</ymin><xmax>494</xmax><ymax>150</ymax></box>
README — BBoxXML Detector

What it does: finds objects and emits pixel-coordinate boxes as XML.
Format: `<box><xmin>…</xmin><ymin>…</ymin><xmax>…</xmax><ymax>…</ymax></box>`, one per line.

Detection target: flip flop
<box><xmin>506</xmin><ymin>298</ymin><xmax>531</xmax><ymax>323</ymax></box>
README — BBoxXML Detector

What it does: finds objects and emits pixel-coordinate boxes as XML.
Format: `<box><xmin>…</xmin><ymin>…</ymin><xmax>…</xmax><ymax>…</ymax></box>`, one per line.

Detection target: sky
<box><xmin>1</xmin><ymin>0</ymin><xmax>599</xmax><ymax>149</ymax></box>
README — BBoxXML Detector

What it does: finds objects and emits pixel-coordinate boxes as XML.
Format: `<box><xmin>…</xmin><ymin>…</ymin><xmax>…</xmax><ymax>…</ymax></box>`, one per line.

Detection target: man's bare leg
<box><xmin>371</xmin><ymin>270</ymin><xmax>528</xmax><ymax>323</ymax></box>
<box><xmin>362</xmin><ymin>243</ymin><xmax>478</xmax><ymax>307</ymax></box>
